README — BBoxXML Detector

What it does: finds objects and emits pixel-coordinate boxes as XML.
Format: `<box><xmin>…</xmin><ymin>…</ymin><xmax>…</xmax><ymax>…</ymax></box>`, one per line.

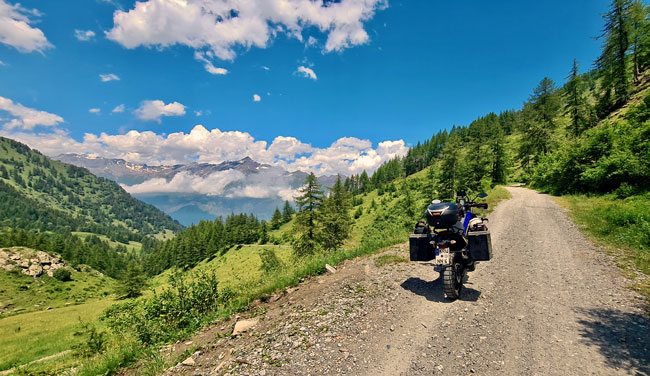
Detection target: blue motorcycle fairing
<box><xmin>463</xmin><ymin>212</ymin><xmax>475</xmax><ymax>235</ymax></box>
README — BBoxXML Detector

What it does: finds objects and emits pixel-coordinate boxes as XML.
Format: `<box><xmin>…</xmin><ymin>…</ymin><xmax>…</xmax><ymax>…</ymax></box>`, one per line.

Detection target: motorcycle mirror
<box><xmin>477</xmin><ymin>192</ymin><xmax>488</xmax><ymax>198</ymax></box>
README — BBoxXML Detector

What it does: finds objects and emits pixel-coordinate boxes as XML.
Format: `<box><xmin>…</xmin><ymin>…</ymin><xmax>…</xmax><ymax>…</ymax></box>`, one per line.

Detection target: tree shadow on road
<box><xmin>575</xmin><ymin>307</ymin><xmax>650</xmax><ymax>375</ymax></box>
<box><xmin>400</xmin><ymin>276</ymin><xmax>481</xmax><ymax>302</ymax></box>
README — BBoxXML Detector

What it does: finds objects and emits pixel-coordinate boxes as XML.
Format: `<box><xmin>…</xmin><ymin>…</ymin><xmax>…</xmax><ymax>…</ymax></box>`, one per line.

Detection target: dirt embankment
<box><xmin>163</xmin><ymin>187</ymin><xmax>650</xmax><ymax>376</ymax></box>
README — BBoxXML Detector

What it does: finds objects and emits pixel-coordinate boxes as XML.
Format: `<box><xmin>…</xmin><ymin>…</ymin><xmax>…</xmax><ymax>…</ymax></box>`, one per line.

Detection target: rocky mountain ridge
<box><xmin>56</xmin><ymin>153</ymin><xmax>340</xmax><ymax>225</ymax></box>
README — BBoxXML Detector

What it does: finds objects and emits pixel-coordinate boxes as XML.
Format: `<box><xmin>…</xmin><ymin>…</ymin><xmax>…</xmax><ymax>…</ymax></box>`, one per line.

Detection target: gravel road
<box><xmin>167</xmin><ymin>187</ymin><xmax>649</xmax><ymax>376</ymax></box>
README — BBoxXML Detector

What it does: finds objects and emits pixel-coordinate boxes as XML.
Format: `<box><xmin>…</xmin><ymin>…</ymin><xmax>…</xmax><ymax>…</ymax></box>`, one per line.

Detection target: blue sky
<box><xmin>0</xmin><ymin>0</ymin><xmax>608</xmax><ymax>175</ymax></box>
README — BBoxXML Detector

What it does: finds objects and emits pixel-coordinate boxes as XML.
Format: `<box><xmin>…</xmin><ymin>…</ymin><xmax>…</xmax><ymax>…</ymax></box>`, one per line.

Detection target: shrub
<box><xmin>102</xmin><ymin>270</ymin><xmax>224</xmax><ymax>345</ymax></box>
<box><xmin>259</xmin><ymin>249</ymin><xmax>282</xmax><ymax>274</ymax></box>
<box><xmin>53</xmin><ymin>268</ymin><xmax>72</xmax><ymax>281</ymax></box>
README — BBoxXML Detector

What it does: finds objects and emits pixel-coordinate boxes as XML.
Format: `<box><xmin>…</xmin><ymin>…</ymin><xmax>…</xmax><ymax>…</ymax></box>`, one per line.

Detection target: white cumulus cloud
<box><xmin>134</xmin><ymin>100</ymin><xmax>186</xmax><ymax>122</ymax></box>
<box><xmin>99</xmin><ymin>73</ymin><xmax>120</xmax><ymax>82</ymax></box>
<box><xmin>1</xmin><ymin>124</ymin><xmax>408</xmax><ymax>177</ymax></box>
<box><xmin>297</xmin><ymin>66</ymin><xmax>317</xmax><ymax>80</ymax></box>
<box><xmin>89</xmin><ymin>108</ymin><xmax>101</xmax><ymax>114</ymax></box>
<box><xmin>74</xmin><ymin>29</ymin><xmax>95</xmax><ymax>41</ymax></box>
<box><xmin>0</xmin><ymin>96</ymin><xmax>63</xmax><ymax>130</ymax></box>
<box><xmin>112</xmin><ymin>104</ymin><xmax>125</xmax><ymax>113</ymax></box>
<box><xmin>253</xmin><ymin>94</ymin><xmax>261</xmax><ymax>102</ymax></box>
<box><xmin>0</xmin><ymin>0</ymin><xmax>52</xmax><ymax>53</ymax></box>
<box><xmin>105</xmin><ymin>0</ymin><xmax>387</xmax><ymax>70</ymax></box>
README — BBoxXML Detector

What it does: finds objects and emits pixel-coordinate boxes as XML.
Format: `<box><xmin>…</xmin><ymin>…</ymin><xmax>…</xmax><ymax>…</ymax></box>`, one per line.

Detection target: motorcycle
<box><xmin>409</xmin><ymin>191</ymin><xmax>493</xmax><ymax>300</ymax></box>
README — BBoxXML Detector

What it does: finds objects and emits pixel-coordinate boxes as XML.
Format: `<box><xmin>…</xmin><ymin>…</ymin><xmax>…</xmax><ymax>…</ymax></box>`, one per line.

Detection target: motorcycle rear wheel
<box><xmin>443</xmin><ymin>261</ymin><xmax>463</xmax><ymax>300</ymax></box>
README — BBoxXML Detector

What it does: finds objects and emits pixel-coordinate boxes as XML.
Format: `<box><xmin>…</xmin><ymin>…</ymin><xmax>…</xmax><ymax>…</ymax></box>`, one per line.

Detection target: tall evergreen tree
<box><xmin>597</xmin><ymin>0</ymin><xmax>632</xmax><ymax>105</ymax></box>
<box><xmin>117</xmin><ymin>262</ymin><xmax>147</xmax><ymax>298</ymax></box>
<box><xmin>359</xmin><ymin>170</ymin><xmax>371</xmax><ymax>192</ymax></box>
<box><xmin>282</xmin><ymin>200</ymin><xmax>295</xmax><ymax>222</ymax></box>
<box><xmin>435</xmin><ymin>134</ymin><xmax>461</xmax><ymax>200</ymax></box>
<box><xmin>270</xmin><ymin>207</ymin><xmax>283</xmax><ymax>230</ymax></box>
<box><xmin>629</xmin><ymin>1</ymin><xmax>649</xmax><ymax>82</ymax></box>
<box><xmin>259</xmin><ymin>221</ymin><xmax>269</xmax><ymax>244</ymax></box>
<box><xmin>565</xmin><ymin>59</ymin><xmax>590</xmax><ymax>136</ymax></box>
<box><xmin>530</xmin><ymin>77</ymin><xmax>561</xmax><ymax>128</ymax></box>
<box><xmin>320</xmin><ymin>176</ymin><xmax>352</xmax><ymax>251</ymax></box>
<box><xmin>292</xmin><ymin>173</ymin><xmax>324</xmax><ymax>256</ymax></box>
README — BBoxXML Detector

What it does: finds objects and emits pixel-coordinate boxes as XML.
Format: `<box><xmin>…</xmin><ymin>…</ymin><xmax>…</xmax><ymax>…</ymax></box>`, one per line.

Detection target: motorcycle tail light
<box><xmin>438</xmin><ymin>245</ymin><xmax>448</xmax><ymax>249</ymax></box>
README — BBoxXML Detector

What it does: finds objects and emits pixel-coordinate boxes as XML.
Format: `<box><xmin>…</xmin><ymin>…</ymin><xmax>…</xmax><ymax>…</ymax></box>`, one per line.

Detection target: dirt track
<box><xmin>166</xmin><ymin>187</ymin><xmax>650</xmax><ymax>376</ymax></box>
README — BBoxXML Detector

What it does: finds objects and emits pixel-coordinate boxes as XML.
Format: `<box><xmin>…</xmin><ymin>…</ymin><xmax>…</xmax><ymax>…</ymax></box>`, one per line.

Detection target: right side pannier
<box><xmin>467</xmin><ymin>230</ymin><xmax>493</xmax><ymax>261</ymax></box>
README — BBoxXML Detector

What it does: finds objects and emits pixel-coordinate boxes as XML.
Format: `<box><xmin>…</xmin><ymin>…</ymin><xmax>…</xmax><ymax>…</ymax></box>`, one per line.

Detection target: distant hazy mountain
<box><xmin>56</xmin><ymin>154</ymin><xmax>339</xmax><ymax>226</ymax></box>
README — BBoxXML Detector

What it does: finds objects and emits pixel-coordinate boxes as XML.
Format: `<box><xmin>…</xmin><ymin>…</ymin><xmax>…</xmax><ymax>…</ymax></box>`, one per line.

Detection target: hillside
<box><xmin>0</xmin><ymin>137</ymin><xmax>183</xmax><ymax>240</ymax></box>
<box><xmin>0</xmin><ymin>247</ymin><xmax>115</xmax><ymax>317</ymax></box>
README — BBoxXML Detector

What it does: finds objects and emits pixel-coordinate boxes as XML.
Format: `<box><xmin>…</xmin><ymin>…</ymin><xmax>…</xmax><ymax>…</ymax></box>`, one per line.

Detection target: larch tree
<box><xmin>320</xmin><ymin>176</ymin><xmax>352</xmax><ymax>252</ymax></box>
<box><xmin>597</xmin><ymin>0</ymin><xmax>632</xmax><ymax>106</ymax></box>
<box><xmin>292</xmin><ymin>172</ymin><xmax>324</xmax><ymax>256</ymax></box>
<box><xmin>565</xmin><ymin>59</ymin><xmax>590</xmax><ymax>136</ymax></box>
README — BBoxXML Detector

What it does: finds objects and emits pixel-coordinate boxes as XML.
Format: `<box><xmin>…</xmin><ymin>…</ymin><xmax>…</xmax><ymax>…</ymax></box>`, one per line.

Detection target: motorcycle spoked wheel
<box><xmin>443</xmin><ymin>260</ymin><xmax>464</xmax><ymax>300</ymax></box>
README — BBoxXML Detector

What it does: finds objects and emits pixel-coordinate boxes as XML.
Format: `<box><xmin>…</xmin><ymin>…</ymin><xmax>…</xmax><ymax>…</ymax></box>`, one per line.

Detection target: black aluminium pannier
<box><xmin>409</xmin><ymin>233</ymin><xmax>434</xmax><ymax>261</ymax></box>
<box><xmin>467</xmin><ymin>230</ymin><xmax>493</xmax><ymax>261</ymax></box>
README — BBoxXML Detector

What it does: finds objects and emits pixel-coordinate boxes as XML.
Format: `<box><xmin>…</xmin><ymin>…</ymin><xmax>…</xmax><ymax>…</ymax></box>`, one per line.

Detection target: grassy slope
<box><xmin>0</xmin><ymin>247</ymin><xmax>117</xmax><ymax>370</ymax></box>
<box><xmin>0</xmin><ymin>299</ymin><xmax>114</xmax><ymax>371</ymax></box>
<box><xmin>0</xmin><ymin>250</ymin><xmax>115</xmax><ymax>317</ymax></box>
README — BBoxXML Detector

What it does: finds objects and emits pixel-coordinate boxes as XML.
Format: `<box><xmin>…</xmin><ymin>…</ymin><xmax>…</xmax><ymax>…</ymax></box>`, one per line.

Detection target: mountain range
<box><xmin>56</xmin><ymin>154</ymin><xmax>339</xmax><ymax>225</ymax></box>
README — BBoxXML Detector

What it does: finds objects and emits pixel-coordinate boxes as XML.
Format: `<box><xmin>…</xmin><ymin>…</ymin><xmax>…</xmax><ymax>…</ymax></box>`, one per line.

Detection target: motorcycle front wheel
<box><xmin>443</xmin><ymin>261</ymin><xmax>464</xmax><ymax>300</ymax></box>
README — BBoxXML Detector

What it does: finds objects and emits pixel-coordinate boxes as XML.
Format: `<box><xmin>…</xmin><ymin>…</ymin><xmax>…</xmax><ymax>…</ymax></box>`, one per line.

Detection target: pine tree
<box><xmin>401</xmin><ymin>179</ymin><xmax>415</xmax><ymax>217</ymax></box>
<box><xmin>292</xmin><ymin>173</ymin><xmax>324</xmax><ymax>256</ymax></box>
<box><xmin>117</xmin><ymin>262</ymin><xmax>147</xmax><ymax>298</ymax></box>
<box><xmin>435</xmin><ymin>134</ymin><xmax>461</xmax><ymax>200</ymax></box>
<box><xmin>359</xmin><ymin>170</ymin><xmax>371</xmax><ymax>192</ymax></box>
<box><xmin>530</xmin><ymin>77</ymin><xmax>561</xmax><ymax>129</ymax></box>
<box><xmin>282</xmin><ymin>200</ymin><xmax>295</xmax><ymax>222</ymax></box>
<box><xmin>597</xmin><ymin>0</ymin><xmax>632</xmax><ymax>105</ymax></box>
<box><xmin>518</xmin><ymin>78</ymin><xmax>561</xmax><ymax>167</ymax></box>
<box><xmin>270</xmin><ymin>207</ymin><xmax>283</xmax><ymax>230</ymax></box>
<box><xmin>259</xmin><ymin>221</ymin><xmax>269</xmax><ymax>244</ymax></box>
<box><xmin>629</xmin><ymin>1</ymin><xmax>649</xmax><ymax>83</ymax></box>
<box><xmin>565</xmin><ymin>60</ymin><xmax>590</xmax><ymax>136</ymax></box>
<box><xmin>320</xmin><ymin>176</ymin><xmax>352</xmax><ymax>251</ymax></box>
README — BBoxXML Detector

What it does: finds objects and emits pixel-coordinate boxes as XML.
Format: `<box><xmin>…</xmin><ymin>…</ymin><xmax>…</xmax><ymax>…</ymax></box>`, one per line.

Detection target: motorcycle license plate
<box><xmin>435</xmin><ymin>248</ymin><xmax>451</xmax><ymax>265</ymax></box>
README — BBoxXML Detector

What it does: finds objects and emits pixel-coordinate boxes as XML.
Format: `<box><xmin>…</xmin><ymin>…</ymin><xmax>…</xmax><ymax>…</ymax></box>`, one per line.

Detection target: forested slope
<box><xmin>0</xmin><ymin>137</ymin><xmax>183</xmax><ymax>276</ymax></box>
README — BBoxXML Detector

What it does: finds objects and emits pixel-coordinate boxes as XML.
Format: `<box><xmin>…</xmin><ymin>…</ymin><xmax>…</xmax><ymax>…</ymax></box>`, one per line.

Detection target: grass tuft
<box><xmin>374</xmin><ymin>254</ymin><xmax>408</xmax><ymax>267</ymax></box>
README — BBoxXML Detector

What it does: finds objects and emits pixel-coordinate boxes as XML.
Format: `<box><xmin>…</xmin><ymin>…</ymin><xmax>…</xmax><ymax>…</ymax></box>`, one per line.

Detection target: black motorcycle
<box><xmin>409</xmin><ymin>191</ymin><xmax>493</xmax><ymax>300</ymax></box>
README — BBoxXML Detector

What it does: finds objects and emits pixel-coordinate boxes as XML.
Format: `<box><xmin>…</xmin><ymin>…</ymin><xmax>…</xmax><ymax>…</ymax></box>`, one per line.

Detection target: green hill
<box><xmin>0</xmin><ymin>246</ymin><xmax>115</xmax><ymax>317</ymax></box>
<box><xmin>0</xmin><ymin>137</ymin><xmax>183</xmax><ymax>277</ymax></box>
<box><xmin>0</xmin><ymin>137</ymin><xmax>183</xmax><ymax>239</ymax></box>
